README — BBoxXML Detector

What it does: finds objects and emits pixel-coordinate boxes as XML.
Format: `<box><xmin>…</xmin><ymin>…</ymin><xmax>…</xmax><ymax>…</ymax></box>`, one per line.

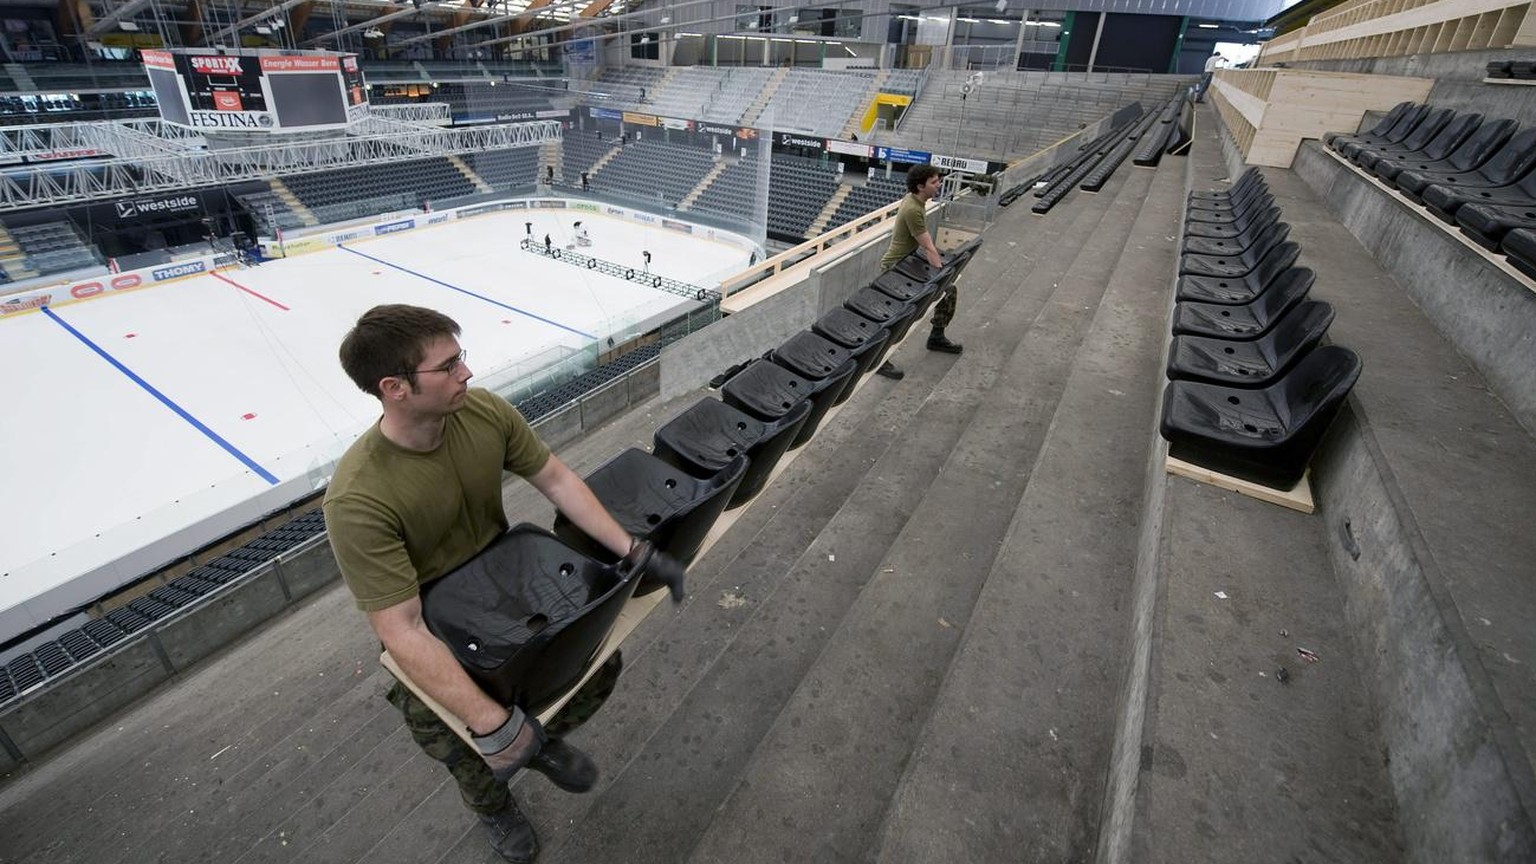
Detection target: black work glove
<box><xmin>623</xmin><ymin>539</ymin><xmax>687</xmax><ymax>604</ymax></box>
<box><xmin>471</xmin><ymin>705</ymin><xmax>547</xmax><ymax>783</ymax></box>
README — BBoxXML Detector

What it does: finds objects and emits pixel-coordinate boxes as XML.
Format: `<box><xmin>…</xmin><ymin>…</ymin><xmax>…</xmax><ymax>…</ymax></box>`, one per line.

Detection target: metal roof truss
<box><xmin>0</xmin><ymin>108</ymin><xmax>555</xmax><ymax>211</ymax></box>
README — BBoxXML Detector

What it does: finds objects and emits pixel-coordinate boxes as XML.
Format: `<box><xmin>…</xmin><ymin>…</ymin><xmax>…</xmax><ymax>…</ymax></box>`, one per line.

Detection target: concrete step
<box><xmin>871</xmin><ymin>157</ymin><xmax>1180</xmax><ymax>862</ymax></box>
<box><xmin>528</xmin><ymin>165</ymin><xmax>1137</xmax><ymax>864</ymax></box>
<box><xmin>1106</xmin><ymin>118</ymin><xmax>1404</xmax><ymax>864</ymax></box>
<box><xmin>1282</xmin><ymin>138</ymin><xmax>1536</xmax><ymax>860</ymax></box>
<box><xmin>683</xmin><ymin>164</ymin><xmax>1164</xmax><ymax>864</ymax></box>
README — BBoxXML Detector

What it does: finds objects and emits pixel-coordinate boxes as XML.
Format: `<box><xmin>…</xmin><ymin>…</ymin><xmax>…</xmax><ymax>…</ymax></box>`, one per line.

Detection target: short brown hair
<box><xmin>339</xmin><ymin>304</ymin><xmax>461</xmax><ymax>397</ymax></box>
<box><xmin>907</xmin><ymin>164</ymin><xmax>942</xmax><ymax>193</ymax></box>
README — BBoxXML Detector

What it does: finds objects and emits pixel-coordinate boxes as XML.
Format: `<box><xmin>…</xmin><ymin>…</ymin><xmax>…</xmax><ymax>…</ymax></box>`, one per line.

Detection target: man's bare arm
<box><xmin>370</xmin><ymin>596</ymin><xmax>508</xmax><ymax>734</ymax></box>
<box><xmin>527</xmin><ymin>454</ymin><xmax>633</xmax><ymax>558</ymax></box>
<box><xmin>917</xmin><ymin>229</ymin><xmax>944</xmax><ymax>269</ymax></box>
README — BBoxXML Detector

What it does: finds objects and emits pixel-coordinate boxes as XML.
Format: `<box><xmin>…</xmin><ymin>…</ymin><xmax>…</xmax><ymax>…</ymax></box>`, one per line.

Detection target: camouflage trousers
<box><xmin>931</xmin><ymin>281</ymin><xmax>958</xmax><ymax>330</ymax></box>
<box><xmin>385</xmin><ymin>651</ymin><xmax>624</xmax><ymax>814</ymax></box>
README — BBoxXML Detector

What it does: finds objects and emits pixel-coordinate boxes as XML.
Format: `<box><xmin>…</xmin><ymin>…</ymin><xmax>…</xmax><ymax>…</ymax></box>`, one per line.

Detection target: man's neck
<box><xmin>379</xmin><ymin>411</ymin><xmax>448</xmax><ymax>452</ymax></box>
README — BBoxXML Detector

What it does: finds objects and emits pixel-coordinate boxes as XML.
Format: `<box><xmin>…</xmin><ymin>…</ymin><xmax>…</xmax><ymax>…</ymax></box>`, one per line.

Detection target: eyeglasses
<box><xmin>397</xmin><ymin>349</ymin><xmax>467</xmax><ymax>379</ymax></box>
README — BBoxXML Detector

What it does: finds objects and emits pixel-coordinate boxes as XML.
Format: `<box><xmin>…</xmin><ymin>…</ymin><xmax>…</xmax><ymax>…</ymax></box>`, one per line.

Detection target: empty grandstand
<box><xmin>9</xmin><ymin>2</ymin><xmax>1532</xmax><ymax>864</ymax></box>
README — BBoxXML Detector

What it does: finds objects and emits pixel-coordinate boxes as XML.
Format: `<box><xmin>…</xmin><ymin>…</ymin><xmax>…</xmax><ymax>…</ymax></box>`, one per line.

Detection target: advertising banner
<box><xmin>827</xmin><ymin>138</ymin><xmax>872</xmax><ymax>158</ymax></box>
<box><xmin>776</xmin><ymin>132</ymin><xmax>825</xmax><ymax>150</ymax></box>
<box><xmin>876</xmin><ymin>146</ymin><xmax>932</xmax><ymax>165</ymax></box>
<box><xmin>622</xmin><ymin>111</ymin><xmax>659</xmax><ymax>127</ymax></box>
<box><xmin>930</xmin><ymin>153</ymin><xmax>989</xmax><ymax>174</ymax></box>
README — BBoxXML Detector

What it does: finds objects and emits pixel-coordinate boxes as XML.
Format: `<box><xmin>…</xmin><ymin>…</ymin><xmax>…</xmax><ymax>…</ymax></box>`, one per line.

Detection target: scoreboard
<box><xmin>142</xmin><ymin>49</ymin><xmax>368</xmax><ymax>133</ymax></box>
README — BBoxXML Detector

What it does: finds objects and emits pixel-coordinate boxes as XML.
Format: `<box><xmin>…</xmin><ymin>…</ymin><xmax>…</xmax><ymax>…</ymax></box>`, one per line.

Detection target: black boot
<box><xmin>927</xmin><ymin>327</ymin><xmax>963</xmax><ymax>354</ymax></box>
<box><xmin>528</xmin><ymin>737</ymin><xmax>599</xmax><ymax>793</ymax></box>
<box><xmin>478</xmin><ymin>798</ymin><xmax>539</xmax><ymax>863</ymax></box>
<box><xmin>875</xmin><ymin>360</ymin><xmax>905</xmax><ymax>380</ymax></box>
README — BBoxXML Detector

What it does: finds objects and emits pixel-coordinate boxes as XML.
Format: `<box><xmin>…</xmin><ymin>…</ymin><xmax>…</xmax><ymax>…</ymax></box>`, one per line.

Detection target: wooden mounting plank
<box><xmin>1166</xmin><ymin>455</ymin><xmax>1316</xmax><ymax>513</ymax></box>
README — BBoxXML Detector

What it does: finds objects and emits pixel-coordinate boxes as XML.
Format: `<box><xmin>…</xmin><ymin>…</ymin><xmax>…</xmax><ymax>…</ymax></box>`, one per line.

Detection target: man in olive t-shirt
<box><xmin>323</xmin><ymin>304</ymin><xmax>684</xmax><ymax>864</ymax></box>
<box><xmin>873</xmin><ymin>164</ymin><xmax>961</xmax><ymax>381</ymax></box>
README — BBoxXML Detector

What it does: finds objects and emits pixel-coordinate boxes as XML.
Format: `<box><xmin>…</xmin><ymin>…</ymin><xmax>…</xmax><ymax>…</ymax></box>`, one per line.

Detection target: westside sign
<box><xmin>777</xmin><ymin>132</ymin><xmax>825</xmax><ymax>150</ymax></box>
<box><xmin>115</xmin><ymin>195</ymin><xmax>199</xmax><ymax>219</ymax></box>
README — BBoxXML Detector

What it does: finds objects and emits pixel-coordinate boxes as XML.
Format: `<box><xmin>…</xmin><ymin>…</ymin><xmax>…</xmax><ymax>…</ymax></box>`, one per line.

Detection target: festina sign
<box><xmin>188</xmin><ymin>110</ymin><xmax>274</xmax><ymax>129</ymax></box>
<box><xmin>190</xmin><ymin>55</ymin><xmax>244</xmax><ymax>76</ymax></box>
<box><xmin>115</xmin><ymin>195</ymin><xmax>199</xmax><ymax>219</ymax></box>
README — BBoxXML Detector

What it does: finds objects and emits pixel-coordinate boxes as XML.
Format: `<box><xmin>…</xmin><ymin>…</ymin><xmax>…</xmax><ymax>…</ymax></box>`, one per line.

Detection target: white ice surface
<box><xmin>1</xmin><ymin>209</ymin><xmax>747</xmax><ymax>638</ymax></box>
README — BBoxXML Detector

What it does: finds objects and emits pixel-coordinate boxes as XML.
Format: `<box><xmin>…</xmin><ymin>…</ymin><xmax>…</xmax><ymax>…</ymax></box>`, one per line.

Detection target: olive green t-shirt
<box><xmin>322</xmin><ymin>388</ymin><xmax>551</xmax><ymax>612</ymax></box>
<box><xmin>879</xmin><ymin>193</ymin><xmax>926</xmax><ymax>271</ymax></box>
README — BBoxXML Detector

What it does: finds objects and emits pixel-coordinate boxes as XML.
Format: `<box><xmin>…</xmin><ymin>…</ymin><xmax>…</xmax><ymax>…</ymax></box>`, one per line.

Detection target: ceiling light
<box><xmin>1197</xmin><ymin>23</ymin><xmax>1219</xmax><ymax>28</ymax></box>
<box><xmin>255</xmin><ymin>25</ymin><xmax>272</xmax><ymax>33</ymax></box>
<box><xmin>678</xmin><ymin>32</ymin><xmax>702</xmax><ymax>37</ymax></box>
<box><xmin>987</xmin><ymin>19</ymin><xmax>1010</xmax><ymax>24</ymax></box>
<box><xmin>897</xmin><ymin>15</ymin><xmax>922</xmax><ymax>21</ymax></box>
<box><xmin>926</xmin><ymin>16</ymin><xmax>949</xmax><ymax>22</ymax></box>
<box><xmin>119</xmin><ymin>21</ymin><xmax>140</xmax><ymax>31</ymax></box>
<box><xmin>770</xmin><ymin>37</ymin><xmax>792</xmax><ymax>42</ymax></box>
<box><xmin>795</xmin><ymin>39</ymin><xmax>817</xmax><ymax>44</ymax></box>
<box><xmin>957</xmin><ymin>17</ymin><xmax>979</xmax><ymax>23</ymax></box>
<box><xmin>843</xmin><ymin>46</ymin><xmax>856</xmax><ymax>56</ymax></box>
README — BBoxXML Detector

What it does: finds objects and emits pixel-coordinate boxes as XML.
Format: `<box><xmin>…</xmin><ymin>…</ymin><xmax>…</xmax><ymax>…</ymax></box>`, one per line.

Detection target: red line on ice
<box><xmin>212</xmin><ymin>271</ymin><xmax>290</xmax><ymax>311</ymax></box>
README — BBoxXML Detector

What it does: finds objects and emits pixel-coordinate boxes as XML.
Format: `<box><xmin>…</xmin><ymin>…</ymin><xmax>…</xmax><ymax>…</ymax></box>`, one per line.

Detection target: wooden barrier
<box><xmin>1259</xmin><ymin>0</ymin><xmax>1536</xmax><ymax>64</ymax></box>
<box><xmin>1208</xmin><ymin>68</ymin><xmax>1434</xmax><ymax>167</ymax></box>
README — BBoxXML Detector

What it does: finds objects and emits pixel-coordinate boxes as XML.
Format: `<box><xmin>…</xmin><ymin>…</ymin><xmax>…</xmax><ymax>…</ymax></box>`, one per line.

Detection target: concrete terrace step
<box><xmin>534</xmin><ymin>163</ymin><xmax>1142</xmax><ymax>864</ymax></box>
<box><xmin>1280</xmin><ymin>141</ymin><xmax>1536</xmax><ymax>860</ymax></box>
<box><xmin>686</xmin><ymin>161</ymin><xmax>1164</xmax><ymax>864</ymax></box>
<box><xmin>1112</xmin><ymin>116</ymin><xmax>1404</xmax><ymax>864</ymax></box>
<box><xmin>872</xmin><ymin>140</ymin><xmax>1182</xmax><ymax>864</ymax></box>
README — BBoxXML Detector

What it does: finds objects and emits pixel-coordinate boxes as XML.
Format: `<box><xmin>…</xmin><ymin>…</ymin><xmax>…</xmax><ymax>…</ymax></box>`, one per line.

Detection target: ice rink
<box><xmin>1</xmin><ymin>207</ymin><xmax>751</xmax><ymax>638</ymax></box>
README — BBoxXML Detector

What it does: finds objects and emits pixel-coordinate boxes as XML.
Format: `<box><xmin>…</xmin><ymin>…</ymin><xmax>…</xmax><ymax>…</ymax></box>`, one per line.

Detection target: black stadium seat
<box><xmin>1374</xmin><ymin>117</ymin><xmax>1516</xmax><ymax>186</ymax></box>
<box><xmin>1395</xmin><ymin>128</ymin><xmax>1536</xmax><ymax>204</ymax></box>
<box><xmin>1331</xmin><ymin>103</ymin><xmax>1428</xmax><ymax>158</ymax></box>
<box><xmin>1501</xmin><ymin>227</ymin><xmax>1536</xmax><ymax>280</ymax></box>
<box><xmin>420</xmin><ymin>524</ymin><xmax>643</xmax><ymax>712</ymax></box>
<box><xmin>1176</xmin><ymin>243</ymin><xmax>1303</xmax><ymax>304</ymax></box>
<box><xmin>553</xmin><ymin>447</ymin><xmax>746</xmax><ymax>570</ymax></box>
<box><xmin>1166</xmin><ymin>300</ymin><xmax>1335</xmax><ymax>388</ymax></box>
<box><xmin>1160</xmin><ymin>345</ymin><xmax>1362</xmax><ymax>490</ymax></box>
<box><xmin>1348</xmin><ymin>106</ymin><xmax>1455</xmax><ymax>169</ymax></box>
<box><xmin>1171</xmin><ymin>266</ymin><xmax>1313</xmax><ymax>339</ymax></box>
<box><xmin>1179</xmin><ymin>221</ymin><xmax>1290</xmax><ymax>278</ymax></box>
<box><xmin>1324</xmin><ymin>101</ymin><xmax>1412</xmax><ymax>148</ymax></box>
<box><xmin>653</xmin><ymin>397</ymin><xmax>811</xmax><ymax>509</ymax></box>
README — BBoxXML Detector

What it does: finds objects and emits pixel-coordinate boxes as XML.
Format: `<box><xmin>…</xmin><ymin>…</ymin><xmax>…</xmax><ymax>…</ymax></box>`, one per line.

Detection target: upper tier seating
<box><xmin>825</xmin><ymin>174</ymin><xmax>907</xmax><ymax>227</ymax></box>
<box><xmin>1325</xmin><ymin>104</ymin><xmax>1536</xmax><ymax>269</ymax></box>
<box><xmin>687</xmin><ymin>156</ymin><xmax>764</xmax><ymax>223</ymax></box>
<box><xmin>281</xmin><ymin>156</ymin><xmax>477</xmax><ymax>212</ymax></box>
<box><xmin>766</xmin><ymin>153</ymin><xmax>839</xmax><ymax>239</ymax></box>
<box><xmin>761</xmin><ymin>70</ymin><xmax>877</xmax><ymax>137</ymax></box>
<box><xmin>466</xmin><ymin>147</ymin><xmax>541</xmax><ymax>191</ymax></box>
<box><xmin>593</xmin><ymin>140</ymin><xmax>717</xmax><ymax>206</ymax></box>
<box><xmin>5</xmin><ymin>220</ymin><xmax>103</xmax><ymax>276</ymax></box>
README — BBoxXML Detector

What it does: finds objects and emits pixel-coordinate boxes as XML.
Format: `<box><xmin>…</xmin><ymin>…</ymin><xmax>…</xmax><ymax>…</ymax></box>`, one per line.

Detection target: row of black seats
<box><xmin>417</xmin><ymin>241</ymin><xmax>983</xmax><ymax>713</ymax></box>
<box><xmin>1323</xmin><ymin>101</ymin><xmax>1536</xmax><ymax>268</ymax></box>
<box><xmin>1486</xmin><ymin>60</ymin><xmax>1536</xmax><ymax>79</ymax></box>
<box><xmin>0</xmin><ymin>509</ymin><xmax>330</xmax><ymax>705</ymax></box>
<box><xmin>1159</xmin><ymin>168</ymin><xmax>1362</xmax><ymax>490</ymax></box>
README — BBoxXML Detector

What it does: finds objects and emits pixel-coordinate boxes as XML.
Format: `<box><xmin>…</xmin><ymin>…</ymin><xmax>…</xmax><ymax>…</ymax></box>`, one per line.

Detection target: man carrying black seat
<box><xmin>875</xmin><ymin>164</ymin><xmax>961</xmax><ymax>381</ymax></box>
<box><xmin>324</xmin><ymin>304</ymin><xmax>686</xmax><ymax>863</ymax></box>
